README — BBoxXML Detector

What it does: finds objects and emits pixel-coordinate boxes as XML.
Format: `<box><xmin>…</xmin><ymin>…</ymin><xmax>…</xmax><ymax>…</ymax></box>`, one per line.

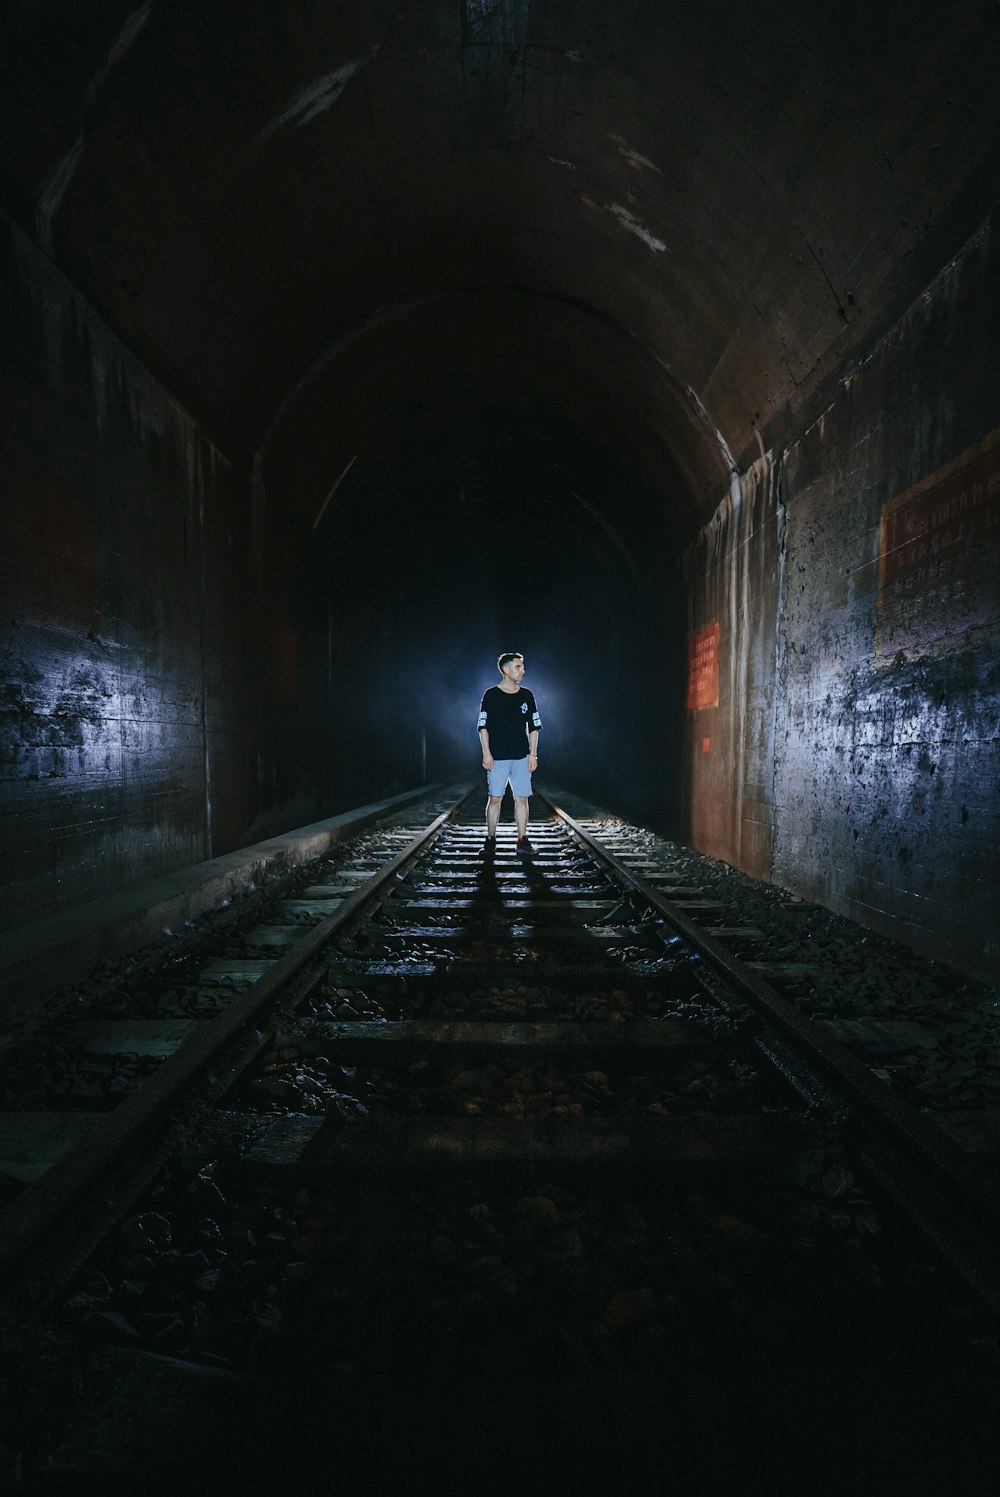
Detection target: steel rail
<box><xmin>545</xmin><ymin>796</ymin><xmax>1000</xmax><ymax>1310</ymax></box>
<box><xmin>0</xmin><ymin>791</ymin><xmax>472</xmax><ymax>1279</ymax></box>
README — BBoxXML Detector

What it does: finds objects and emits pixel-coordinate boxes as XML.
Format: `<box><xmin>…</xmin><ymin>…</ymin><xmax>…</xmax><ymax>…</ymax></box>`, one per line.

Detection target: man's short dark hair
<box><xmin>497</xmin><ymin>652</ymin><xmax>523</xmax><ymax>672</ymax></box>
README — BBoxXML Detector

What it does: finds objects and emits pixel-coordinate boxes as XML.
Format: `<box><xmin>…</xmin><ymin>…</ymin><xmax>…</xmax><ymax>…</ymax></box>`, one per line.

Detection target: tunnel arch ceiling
<box><xmin>259</xmin><ymin>288</ymin><xmax>725</xmax><ymax>554</ymax></box>
<box><xmin>3</xmin><ymin>0</ymin><xmax>999</xmax><ymax>512</ymax></box>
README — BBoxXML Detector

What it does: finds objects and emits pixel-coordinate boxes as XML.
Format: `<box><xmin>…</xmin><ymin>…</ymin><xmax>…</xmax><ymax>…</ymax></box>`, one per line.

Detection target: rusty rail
<box><xmin>546</xmin><ymin>795</ymin><xmax>1000</xmax><ymax>1312</ymax></box>
<box><xmin>0</xmin><ymin>793</ymin><xmax>470</xmax><ymax>1282</ymax></box>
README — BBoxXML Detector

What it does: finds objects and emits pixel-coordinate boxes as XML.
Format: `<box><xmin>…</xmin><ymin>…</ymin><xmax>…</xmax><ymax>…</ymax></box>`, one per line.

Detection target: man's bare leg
<box><xmin>486</xmin><ymin>796</ymin><xmax>502</xmax><ymax>837</ymax></box>
<box><xmin>513</xmin><ymin>796</ymin><xmax>529</xmax><ymax>840</ymax></box>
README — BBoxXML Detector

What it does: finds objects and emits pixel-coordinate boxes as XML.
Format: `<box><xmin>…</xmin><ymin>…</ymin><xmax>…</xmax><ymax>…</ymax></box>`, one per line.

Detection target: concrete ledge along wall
<box><xmin>0</xmin><ymin>784</ymin><xmax>439</xmax><ymax>1015</ymax></box>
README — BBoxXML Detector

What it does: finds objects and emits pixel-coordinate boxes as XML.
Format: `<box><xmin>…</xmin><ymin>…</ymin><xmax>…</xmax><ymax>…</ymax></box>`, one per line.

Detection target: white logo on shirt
<box><xmin>521</xmin><ymin>702</ymin><xmax>528</xmax><ymax>713</ymax></box>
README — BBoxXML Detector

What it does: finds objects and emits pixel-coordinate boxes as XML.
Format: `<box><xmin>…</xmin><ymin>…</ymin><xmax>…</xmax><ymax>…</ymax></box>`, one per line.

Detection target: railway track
<box><xmin>1</xmin><ymin>785</ymin><xmax>997</xmax><ymax>1486</ymax></box>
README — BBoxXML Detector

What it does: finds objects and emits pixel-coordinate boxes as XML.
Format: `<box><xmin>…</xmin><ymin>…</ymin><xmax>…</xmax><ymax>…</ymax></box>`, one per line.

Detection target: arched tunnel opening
<box><xmin>265</xmin><ymin>288</ymin><xmax>691</xmax><ymax>829</ymax></box>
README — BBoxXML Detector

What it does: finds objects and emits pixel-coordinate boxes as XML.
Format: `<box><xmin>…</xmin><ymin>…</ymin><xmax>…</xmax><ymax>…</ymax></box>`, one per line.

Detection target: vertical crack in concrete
<box><xmin>770</xmin><ymin>455</ymin><xmax>788</xmax><ymax>884</ymax></box>
<box><xmin>726</xmin><ymin>472</ymin><xmax>748</xmax><ymax>861</ymax></box>
<box><xmin>251</xmin><ymin>455</ymin><xmax>267</xmax><ymax>597</ymax></box>
<box><xmin>195</xmin><ymin>439</ymin><xmax>213</xmax><ymax>860</ymax></box>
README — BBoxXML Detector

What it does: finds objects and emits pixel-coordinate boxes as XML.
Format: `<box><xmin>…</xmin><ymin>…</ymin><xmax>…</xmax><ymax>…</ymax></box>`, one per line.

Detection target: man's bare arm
<box><xmin>527</xmin><ymin>729</ymin><xmax>538</xmax><ymax>772</ymax></box>
<box><xmin>479</xmin><ymin>727</ymin><xmax>494</xmax><ymax>770</ymax></box>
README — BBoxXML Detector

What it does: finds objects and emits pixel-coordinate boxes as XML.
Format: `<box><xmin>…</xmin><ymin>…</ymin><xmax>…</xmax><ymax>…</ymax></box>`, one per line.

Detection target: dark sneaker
<box><xmin>481</xmin><ymin>836</ymin><xmax>496</xmax><ymax>855</ymax></box>
<box><xmin>515</xmin><ymin>837</ymin><xmax>535</xmax><ymax>857</ymax></box>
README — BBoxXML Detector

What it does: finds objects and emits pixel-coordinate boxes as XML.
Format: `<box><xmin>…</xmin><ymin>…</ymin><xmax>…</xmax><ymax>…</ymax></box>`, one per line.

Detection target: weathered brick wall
<box><xmin>684</xmin><ymin>218</ymin><xmax>1000</xmax><ymax>981</ymax></box>
<box><xmin>0</xmin><ymin>214</ymin><xmax>262</xmax><ymax>928</ymax></box>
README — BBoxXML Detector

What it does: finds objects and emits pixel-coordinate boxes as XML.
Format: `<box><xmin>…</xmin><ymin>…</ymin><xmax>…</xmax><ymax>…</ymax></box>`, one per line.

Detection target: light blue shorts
<box><xmin>487</xmin><ymin>757</ymin><xmax>533</xmax><ymax>798</ymax></box>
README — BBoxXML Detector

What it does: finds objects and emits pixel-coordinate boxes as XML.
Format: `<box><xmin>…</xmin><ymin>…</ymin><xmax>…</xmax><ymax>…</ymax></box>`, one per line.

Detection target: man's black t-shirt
<box><xmin>477</xmin><ymin>687</ymin><xmax>542</xmax><ymax>760</ymax></box>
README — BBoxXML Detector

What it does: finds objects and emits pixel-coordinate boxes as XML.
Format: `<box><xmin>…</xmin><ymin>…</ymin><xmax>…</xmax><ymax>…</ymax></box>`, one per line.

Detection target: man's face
<box><xmin>504</xmin><ymin>657</ymin><xmax>526</xmax><ymax>684</ymax></box>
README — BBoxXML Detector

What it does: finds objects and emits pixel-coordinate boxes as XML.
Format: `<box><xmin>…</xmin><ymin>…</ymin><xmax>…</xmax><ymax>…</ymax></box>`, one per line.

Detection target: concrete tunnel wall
<box><xmin>0</xmin><ymin>2</ymin><xmax>998</xmax><ymax>986</ymax></box>
<box><xmin>685</xmin><ymin>219</ymin><xmax>1000</xmax><ymax>981</ymax></box>
<box><xmin>1</xmin><ymin>213</ymin><xmax>262</xmax><ymax>926</ymax></box>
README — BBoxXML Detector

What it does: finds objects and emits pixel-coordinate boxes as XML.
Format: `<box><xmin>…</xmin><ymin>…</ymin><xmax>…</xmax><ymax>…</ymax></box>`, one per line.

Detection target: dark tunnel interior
<box><xmin>280</xmin><ymin>291</ymin><xmax>690</xmax><ymax>826</ymax></box>
<box><xmin>1</xmin><ymin>0</ymin><xmax>999</xmax><ymax>982</ymax></box>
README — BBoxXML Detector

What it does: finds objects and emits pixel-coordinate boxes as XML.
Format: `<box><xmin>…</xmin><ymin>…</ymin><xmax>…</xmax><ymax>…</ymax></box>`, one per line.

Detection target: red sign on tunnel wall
<box><xmin>687</xmin><ymin>620</ymin><xmax>719</xmax><ymax>710</ymax></box>
<box><xmin>876</xmin><ymin>431</ymin><xmax>1000</xmax><ymax>664</ymax></box>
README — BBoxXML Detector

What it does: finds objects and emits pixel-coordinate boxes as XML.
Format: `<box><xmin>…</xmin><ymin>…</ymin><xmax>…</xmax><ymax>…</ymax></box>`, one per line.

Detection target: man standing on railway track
<box><xmin>478</xmin><ymin>652</ymin><xmax>542</xmax><ymax>856</ymax></box>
